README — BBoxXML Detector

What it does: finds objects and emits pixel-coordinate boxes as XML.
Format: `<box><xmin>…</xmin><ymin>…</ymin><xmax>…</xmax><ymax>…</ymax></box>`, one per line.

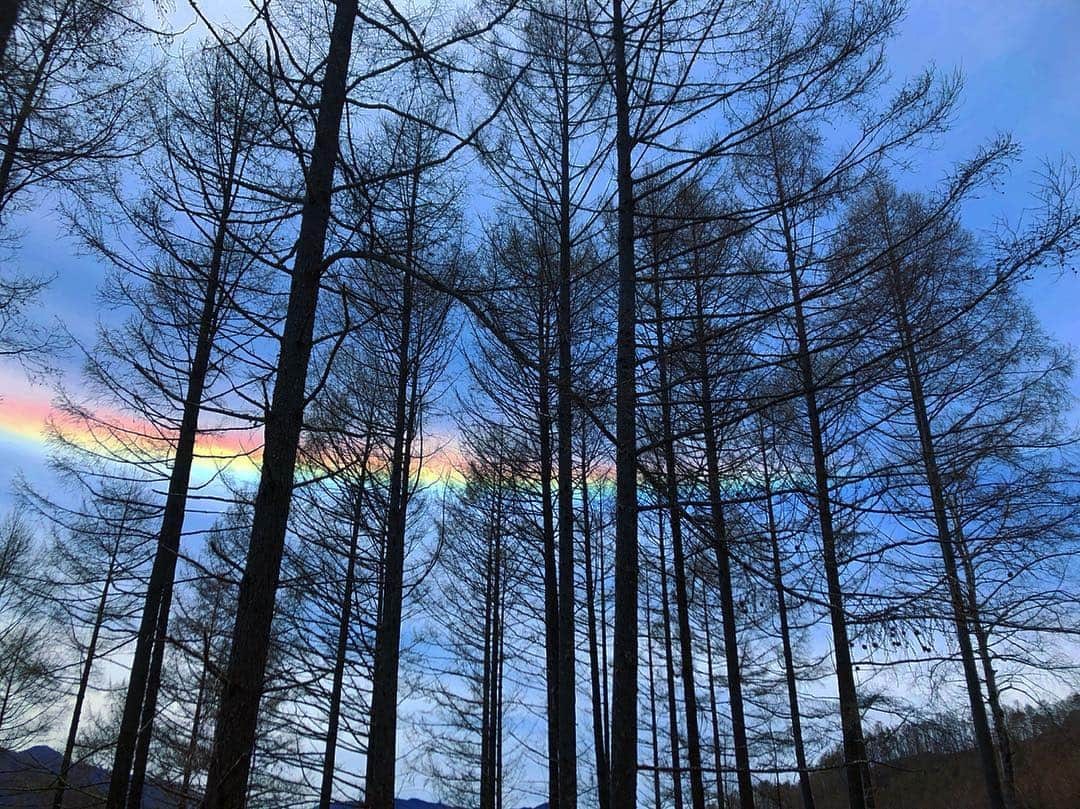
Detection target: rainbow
<box><xmin>0</xmin><ymin>393</ymin><xmax>470</xmax><ymax>489</ymax></box>
<box><xmin>0</xmin><ymin>368</ymin><xmax>623</xmax><ymax>500</ymax></box>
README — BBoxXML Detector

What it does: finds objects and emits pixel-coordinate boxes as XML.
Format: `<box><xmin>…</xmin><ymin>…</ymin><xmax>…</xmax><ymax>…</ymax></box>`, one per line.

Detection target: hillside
<box><xmin>766</xmin><ymin>705</ymin><xmax>1080</xmax><ymax>808</ymax></box>
<box><xmin>0</xmin><ymin>747</ymin><xmax>546</xmax><ymax>809</ymax></box>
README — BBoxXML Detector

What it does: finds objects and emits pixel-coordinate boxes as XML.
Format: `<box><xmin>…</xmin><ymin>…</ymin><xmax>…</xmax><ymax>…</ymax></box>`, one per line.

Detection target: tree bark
<box><xmin>200</xmin><ymin>3</ymin><xmax>358</xmax><ymax>805</ymax></box>
<box><xmin>610</xmin><ymin>3</ymin><xmax>640</xmax><ymax>806</ymax></box>
<box><xmin>776</xmin><ymin>189</ymin><xmax>875</xmax><ymax>809</ymax></box>
<box><xmin>758</xmin><ymin>425</ymin><xmax>816</xmax><ymax>809</ymax></box>
<box><xmin>692</xmin><ymin>283</ymin><xmax>755</xmax><ymax>809</ymax></box>
<box><xmin>52</xmin><ymin>514</ymin><xmax>125</xmax><ymax>809</ymax></box>
<box><xmin>581</xmin><ymin>423</ymin><xmax>612</xmax><ymax>809</ymax></box>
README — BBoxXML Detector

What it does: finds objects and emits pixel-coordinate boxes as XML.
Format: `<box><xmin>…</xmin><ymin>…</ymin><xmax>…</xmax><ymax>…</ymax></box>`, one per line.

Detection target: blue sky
<box><xmin>892</xmin><ymin>0</ymin><xmax>1080</xmax><ymax>345</ymax></box>
<box><xmin>3</xmin><ymin>0</ymin><xmax>1079</xmax><ymax>511</ymax></box>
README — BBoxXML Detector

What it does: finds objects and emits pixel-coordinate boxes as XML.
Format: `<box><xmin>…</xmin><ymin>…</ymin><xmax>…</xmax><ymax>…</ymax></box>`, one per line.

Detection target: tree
<box><xmin>475</xmin><ymin>6</ymin><xmax>610</xmax><ymax>802</ymax></box>
<box><xmin>0</xmin><ymin>511</ymin><xmax>58</xmax><ymax>750</ymax></box>
<box><xmin>69</xmin><ymin>41</ymin><xmax>287</xmax><ymax>809</ymax></box>
<box><xmin>23</xmin><ymin>480</ymin><xmax>156</xmax><ymax>809</ymax></box>
<box><xmin>835</xmin><ymin>176</ymin><xmax>1080</xmax><ymax>809</ymax></box>
<box><xmin>0</xmin><ymin>0</ymin><xmax>145</xmax><ymax>220</ymax></box>
<box><xmin>200</xmin><ymin>3</ymin><xmax>516</xmax><ymax>805</ymax></box>
<box><xmin>358</xmin><ymin>105</ymin><xmax>460</xmax><ymax>809</ymax></box>
<box><xmin>418</xmin><ymin>424</ymin><xmax>530</xmax><ymax>809</ymax></box>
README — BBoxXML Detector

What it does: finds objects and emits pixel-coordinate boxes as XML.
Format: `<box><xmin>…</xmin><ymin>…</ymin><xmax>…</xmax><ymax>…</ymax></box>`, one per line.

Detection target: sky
<box><xmin>890</xmin><ymin>0</ymin><xmax>1080</xmax><ymax>339</ymax></box>
<box><xmin>2</xmin><ymin>0</ymin><xmax>1079</xmax><ymax>504</ymax></box>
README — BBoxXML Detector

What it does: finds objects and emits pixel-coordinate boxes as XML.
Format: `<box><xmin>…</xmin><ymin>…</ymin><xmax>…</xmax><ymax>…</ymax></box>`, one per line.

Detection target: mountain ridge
<box><xmin>0</xmin><ymin>746</ymin><xmax>547</xmax><ymax>809</ymax></box>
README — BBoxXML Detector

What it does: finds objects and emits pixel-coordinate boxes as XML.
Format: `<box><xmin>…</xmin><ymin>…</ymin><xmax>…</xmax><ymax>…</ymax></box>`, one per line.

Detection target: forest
<box><xmin>0</xmin><ymin>0</ymin><xmax>1078</xmax><ymax>808</ymax></box>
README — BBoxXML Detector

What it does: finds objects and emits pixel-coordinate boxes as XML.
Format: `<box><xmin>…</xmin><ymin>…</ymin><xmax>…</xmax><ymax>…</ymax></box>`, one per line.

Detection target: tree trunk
<box><xmin>610</xmin><ymin>3</ymin><xmax>640</xmax><ymax>806</ymax></box>
<box><xmin>200</xmin><ymin>3</ymin><xmax>358</xmax><ymax>805</ymax></box>
<box><xmin>954</xmin><ymin>520</ymin><xmax>1019</xmax><ymax>809</ymax></box>
<box><xmin>555</xmin><ymin>40</ymin><xmax>578</xmax><ymax>805</ymax></box>
<box><xmin>0</xmin><ymin>9</ymin><xmax>61</xmax><ymax>214</ymax></box>
<box><xmin>365</xmin><ymin>158</ymin><xmax>423</xmax><ymax>809</ymax></box>
<box><xmin>0</xmin><ymin>0</ymin><xmax>21</xmax><ymax>69</ymax></box>
<box><xmin>581</xmin><ymin>423</ymin><xmax>612</xmax><ymax>809</ymax></box>
<box><xmin>483</xmin><ymin>477</ymin><xmax>506</xmax><ymax>809</ymax></box>
<box><xmin>650</xmin><ymin>268</ymin><xmax>707</xmax><ymax>809</ymax></box>
<box><xmin>657</xmin><ymin>516</ymin><xmax>685</xmax><ymax>809</ymax></box>
<box><xmin>703</xmin><ymin>601</ymin><xmax>727</xmax><ymax>809</ymax></box>
<box><xmin>480</xmin><ymin>510</ymin><xmax>496</xmax><ymax>809</ymax></box>
<box><xmin>692</xmin><ymin>283</ymin><xmax>754</xmax><ymax>809</ymax></box>
<box><xmin>889</xmin><ymin>275</ymin><xmax>1006</xmax><ymax>809</ymax></box>
<box><xmin>646</xmin><ymin>575</ymin><xmax>663</xmax><ymax>809</ymax></box>
<box><xmin>110</xmin><ymin>111</ymin><xmax>243</xmax><ymax>809</ymax></box>
<box><xmin>777</xmin><ymin>193</ymin><xmax>875</xmax><ymax>809</ymax></box>
<box><xmin>53</xmin><ymin>518</ymin><xmax>124</xmax><ymax>809</ymax></box>
<box><xmin>319</xmin><ymin>477</ymin><xmax>369</xmax><ymax>809</ymax></box>
<box><xmin>127</xmin><ymin>600</ymin><xmax>169</xmax><ymax>809</ymax></box>
<box><xmin>178</xmin><ymin>632</ymin><xmax>212</xmax><ymax>809</ymax></box>
<box><xmin>538</xmin><ymin>311</ymin><xmax>561</xmax><ymax>809</ymax></box>
<box><xmin>759</xmin><ymin>425</ymin><xmax>816</xmax><ymax>809</ymax></box>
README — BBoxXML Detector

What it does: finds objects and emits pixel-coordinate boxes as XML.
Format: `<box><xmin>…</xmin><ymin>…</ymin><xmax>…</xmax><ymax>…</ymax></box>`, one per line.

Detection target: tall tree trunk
<box><xmin>600</xmin><ymin>507</ymin><xmax>611</xmax><ymax>762</ymax></box>
<box><xmin>703</xmin><ymin>599</ymin><xmax>727</xmax><ymax>809</ymax></box>
<box><xmin>646</xmin><ymin>575</ymin><xmax>663</xmax><ymax>809</ymax></box>
<box><xmin>650</xmin><ymin>269</ymin><xmax>707</xmax><ymax>809</ymax></box>
<box><xmin>531</xmin><ymin>261</ymin><xmax>560</xmax><ymax>809</ymax></box>
<box><xmin>201</xmin><ymin>3</ymin><xmax>358</xmax><ymax>805</ymax></box>
<box><xmin>480</xmin><ymin>511</ymin><xmax>496</xmax><ymax>809</ymax></box>
<box><xmin>888</xmin><ymin>272</ymin><xmax>1006</xmax><ymax>809</ymax></box>
<box><xmin>53</xmin><ymin>518</ymin><xmax>124</xmax><ymax>809</ymax></box>
<box><xmin>127</xmin><ymin>600</ymin><xmax>168</xmax><ymax>809</ymax></box>
<box><xmin>538</xmin><ymin>306</ymin><xmax>561</xmax><ymax>809</ymax></box>
<box><xmin>555</xmin><ymin>35</ymin><xmax>578</xmax><ymax>804</ymax></box>
<box><xmin>758</xmin><ymin>425</ymin><xmax>816</xmax><ymax>809</ymax></box>
<box><xmin>486</xmin><ymin>481</ymin><xmax>507</xmax><ymax>809</ymax></box>
<box><xmin>692</xmin><ymin>283</ymin><xmax>754</xmax><ymax>809</ymax></box>
<box><xmin>110</xmin><ymin>114</ymin><xmax>244</xmax><ymax>809</ymax></box>
<box><xmin>0</xmin><ymin>8</ymin><xmax>61</xmax><ymax>215</ymax></box>
<box><xmin>776</xmin><ymin>191</ymin><xmax>875</xmax><ymax>809</ymax></box>
<box><xmin>0</xmin><ymin>0</ymin><xmax>21</xmax><ymax>69</ymax></box>
<box><xmin>954</xmin><ymin>519</ymin><xmax>1019</xmax><ymax>809</ymax></box>
<box><xmin>657</xmin><ymin>515</ymin><xmax>685</xmax><ymax>809</ymax></box>
<box><xmin>581</xmin><ymin>423</ymin><xmax>612</xmax><ymax>809</ymax></box>
<box><xmin>178</xmin><ymin>632</ymin><xmax>213</xmax><ymax>809</ymax></box>
<box><xmin>365</xmin><ymin>159</ymin><xmax>422</xmax><ymax>809</ymax></box>
<box><xmin>610</xmin><ymin>3</ymin><xmax>640</xmax><ymax>806</ymax></box>
<box><xmin>319</xmin><ymin>475</ymin><xmax>370</xmax><ymax>809</ymax></box>
<box><xmin>495</xmin><ymin>494</ymin><xmax>508</xmax><ymax>809</ymax></box>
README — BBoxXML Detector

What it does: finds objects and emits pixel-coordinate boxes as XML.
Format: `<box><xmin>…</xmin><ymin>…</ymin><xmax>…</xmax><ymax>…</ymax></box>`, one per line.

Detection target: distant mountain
<box><xmin>0</xmin><ymin>745</ymin><xmax>174</xmax><ymax>808</ymax></box>
<box><xmin>331</xmin><ymin>802</ymin><xmax>547</xmax><ymax>809</ymax></box>
<box><xmin>0</xmin><ymin>747</ymin><xmax>547</xmax><ymax>809</ymax></box>
<box><xmin>330</xmin><ymin>800</ymin><xmax>459</xmax><ymax>809</ymax></box>
<box><xmin>330</xmin><ymin>797</ymin><xmax>547</xmax><ymax>809</ymax></box>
